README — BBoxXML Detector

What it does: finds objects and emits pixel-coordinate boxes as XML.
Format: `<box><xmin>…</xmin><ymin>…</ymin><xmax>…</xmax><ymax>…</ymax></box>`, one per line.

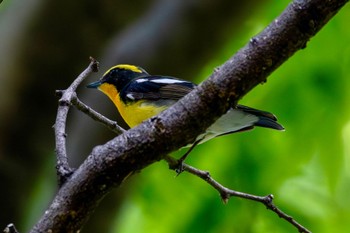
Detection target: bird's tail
<box><xmin>237</xmin><ymin>105</ymin><xmax>284</xmax><ymax>131</ymax></box>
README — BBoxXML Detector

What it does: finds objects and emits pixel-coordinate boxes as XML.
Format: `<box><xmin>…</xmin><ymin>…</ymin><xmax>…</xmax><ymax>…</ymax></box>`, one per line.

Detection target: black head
<box><xmin>87</xmin><ymin>64</ymin><xmax>149</xmax><ymax>91</ymax></box>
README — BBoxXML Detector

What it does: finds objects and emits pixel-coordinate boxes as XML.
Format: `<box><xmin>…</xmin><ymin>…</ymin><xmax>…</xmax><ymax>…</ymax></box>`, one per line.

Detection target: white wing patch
<box><xmin>150</xmin><ymin>78</ymin><xmax>188</xmax><ymax>84</ymax></box>
<box><xmin>126</xmin><ymin>93</ymin><xmax>135</xmax><ymax>100</ymax></box>
<box><xmin>135</xmin><ymin>78</ymin><xmax>148</xmax><ymax>83</ymax></box>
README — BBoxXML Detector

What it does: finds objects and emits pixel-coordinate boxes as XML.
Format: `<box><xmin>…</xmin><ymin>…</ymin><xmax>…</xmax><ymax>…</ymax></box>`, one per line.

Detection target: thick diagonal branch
<box><xmin>31</xmin><ymin>0</ymin><xmax>348</xmax><ymax>232</ymax></box>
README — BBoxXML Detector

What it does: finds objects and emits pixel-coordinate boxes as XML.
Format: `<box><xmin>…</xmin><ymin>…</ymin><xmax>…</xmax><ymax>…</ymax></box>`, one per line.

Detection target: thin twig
<box><xmin>71</xmin><ymin>95</ymin><xmax>125</xmax><ymax>135</ymax></box>
<box><xmin>54</xmin><ymin>57</ymin><xmax>99</xmax><ymax>185</ymax></box>
<box><xmin>164</xmin><ymin>155</ymin><xmax>311</xmax><ymax>233</ymax></box>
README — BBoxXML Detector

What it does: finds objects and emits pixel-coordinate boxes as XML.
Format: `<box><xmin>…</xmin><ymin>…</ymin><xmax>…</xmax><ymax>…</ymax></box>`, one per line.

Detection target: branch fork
<box><xmin>54</xmin><ymin>57</ymin><xmax>99</xmax><ymax>185</ymax></box>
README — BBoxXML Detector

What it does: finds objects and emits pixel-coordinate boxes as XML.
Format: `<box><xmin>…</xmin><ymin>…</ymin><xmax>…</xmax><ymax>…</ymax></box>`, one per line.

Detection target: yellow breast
<box><xmin>119</xmin><ymin>100</ymin><xmax>166</xmax><ymax>127</ymax></box>
<box><xmin>98</xmin><ymin>83</ymin><xmax>166</xmax><ymax>128</ymax></box>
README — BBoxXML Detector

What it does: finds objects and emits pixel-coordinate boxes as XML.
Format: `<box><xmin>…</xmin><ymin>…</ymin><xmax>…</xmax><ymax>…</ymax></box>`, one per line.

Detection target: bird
<box><xmin>87</xmin><ymin>64</ymin><xmax>284</xmax><ymax>165</ymax></box>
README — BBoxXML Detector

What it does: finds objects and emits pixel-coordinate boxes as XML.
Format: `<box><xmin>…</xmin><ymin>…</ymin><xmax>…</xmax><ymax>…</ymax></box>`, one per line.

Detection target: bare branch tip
<box><xmin>89</xmin><ymin>56</ymin><xmax>99</xmax><ymax>72</ymax></box>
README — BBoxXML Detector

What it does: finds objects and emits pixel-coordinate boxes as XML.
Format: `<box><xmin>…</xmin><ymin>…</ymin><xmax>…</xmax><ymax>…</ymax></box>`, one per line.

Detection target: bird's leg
<box><xmin>175</xmin><ymin>138</ymin><xmax>202</xmax><ymax>175</ymax></box>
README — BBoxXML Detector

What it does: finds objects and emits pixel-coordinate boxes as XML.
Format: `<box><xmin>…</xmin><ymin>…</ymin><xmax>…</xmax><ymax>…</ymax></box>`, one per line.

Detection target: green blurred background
<box><xmin>0</xmin><ymin>0</ymin><xmax>349</xmax><ymax>232</ymax></box>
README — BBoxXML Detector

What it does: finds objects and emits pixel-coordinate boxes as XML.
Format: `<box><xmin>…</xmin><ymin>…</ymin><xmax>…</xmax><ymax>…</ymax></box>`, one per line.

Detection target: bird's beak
<box><xmin>86</xmin><ymin>80</ymin><xmax>102</xmax><ymax>88</ymax></box>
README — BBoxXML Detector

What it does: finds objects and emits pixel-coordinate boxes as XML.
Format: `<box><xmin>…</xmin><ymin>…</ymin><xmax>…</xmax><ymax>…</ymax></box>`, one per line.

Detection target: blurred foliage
<box><xmin>109</xmin><ymin>2</ymin><xmax>350</xmax><ymax>233</ymax></box>
<box><xmin>0</xmin><ymin>0</ymin><xmax>349</xmax><ymax>233</ymax></box>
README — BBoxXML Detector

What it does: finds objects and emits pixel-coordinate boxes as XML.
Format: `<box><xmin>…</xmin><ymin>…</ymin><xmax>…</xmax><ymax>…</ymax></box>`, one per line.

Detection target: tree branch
<box><xmin>54</xmin><ymin>57</ymin><xmax>99</xmax><ymax>185</ymax></box>
<box><xmin>30</xmin><ymin>0</ymin><xmax>348</xmax><ymax>232</ymax></box>
<box><xmin>71</xmin><ymin>95</ymin><xmax>125</xmax><ymax>135</ymax></box>
<box><xmin>164</xmin><ymin>155</ymin><xmax>311</xmax><ymax>233</ymax></box>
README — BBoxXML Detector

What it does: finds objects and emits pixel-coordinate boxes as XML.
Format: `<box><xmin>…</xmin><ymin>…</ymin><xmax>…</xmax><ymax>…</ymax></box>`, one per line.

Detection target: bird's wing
<box><xmin>122</xmin><ymin>76</ymin><xmax>195</xmax><ymax>102</ymax></box>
